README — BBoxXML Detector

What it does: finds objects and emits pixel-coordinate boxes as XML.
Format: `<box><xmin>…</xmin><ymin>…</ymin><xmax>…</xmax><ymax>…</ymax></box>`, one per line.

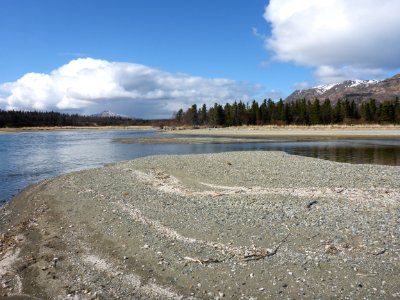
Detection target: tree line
<box><xmin>0</xmin><ymin>110</ymin><xmax>151</xmax><ymax>127</ymax></box>
<box><xmin>2</xmin><ymin>97</ymin><xmax>399</xmax><ymax>128</ymax></box>
<box><xmin>174</xmin><ymin>98</ymin><xmax>400</xmax><ymax>126</ymax></box>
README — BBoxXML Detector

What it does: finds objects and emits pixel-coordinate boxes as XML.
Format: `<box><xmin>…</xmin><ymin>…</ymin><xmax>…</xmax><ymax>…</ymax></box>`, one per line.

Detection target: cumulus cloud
<box><xmin>314</xmin><ymin>65</ymin><xmax>385</xmax><ymax>84</ymax></box>
<box><xmin>264</xmin><ymin>0</ymin><xmax>400</xmax><ymax>83</ymax></box>
<box><xmin>0</xmin><ymin>58</ymin><xmax>256</xmax><ymax>118</ymax></box>
<box><xmin>292</xmin><ymin>81</ymin><xmax>310</xmax><ymax>91</ymax></box>
<box><xmin>264</xmin><ymin>89</ymin><xmax>283</xmax><ymax>100</ymax></box>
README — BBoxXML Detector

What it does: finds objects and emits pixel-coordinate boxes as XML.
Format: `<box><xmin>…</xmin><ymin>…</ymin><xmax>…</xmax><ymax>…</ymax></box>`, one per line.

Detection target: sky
<box><xmin>1</xmin><ymin>0</ymin><xmax>400</xmax><ymax>119</ymax></box>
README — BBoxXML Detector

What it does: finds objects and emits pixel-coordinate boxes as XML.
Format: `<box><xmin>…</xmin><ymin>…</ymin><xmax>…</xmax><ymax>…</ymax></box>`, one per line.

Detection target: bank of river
<box><xmin>164</xmin><ymin>126</ymin><xmax>400</xmax><ymax>139</ymax></box>
<box><xmin>1</xmin><ymin>151</ymin><xmax>399</xmax><ymax>299</ymax></box>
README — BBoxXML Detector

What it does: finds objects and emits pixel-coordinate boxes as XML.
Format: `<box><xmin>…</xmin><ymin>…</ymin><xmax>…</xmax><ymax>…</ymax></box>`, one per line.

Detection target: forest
<box><xmin>174</xmin><ymin>98</ymin><xmax>400</xmax><ymax>126</ymax></box>
<box><xmin>2</xmin><ymin>97</ymin><xmax>400</xmax><ymax>128</ymax></box>
<box><xmin>0</xmin><ymin>110</ymin><xmax>151</xmax><ymax>127</ymax></box>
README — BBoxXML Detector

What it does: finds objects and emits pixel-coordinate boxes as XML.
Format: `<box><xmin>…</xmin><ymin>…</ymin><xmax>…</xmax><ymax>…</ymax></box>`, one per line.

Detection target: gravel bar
<box><xmin>1</xmin><ymin>151</ymin><xmax>399</xmax><ymax>299</ymax></box>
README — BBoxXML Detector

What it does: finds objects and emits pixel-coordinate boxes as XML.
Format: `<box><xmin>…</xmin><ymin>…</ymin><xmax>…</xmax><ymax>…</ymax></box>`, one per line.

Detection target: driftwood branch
<box><xmin>184</xmin><ymin>256</ymin><xmax>222</xmax><ymax>266</ymax></box>
<box><xmin>242</xmin><ymin>232</ymin><xmax>290</xmax><ymax>261</ymax></box>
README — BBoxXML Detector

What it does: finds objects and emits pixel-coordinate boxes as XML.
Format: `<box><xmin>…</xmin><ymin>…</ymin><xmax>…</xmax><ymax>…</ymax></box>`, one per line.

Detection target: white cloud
<box><xmin>252</xmin><ymin>27</ymin><xmax>266</xmax><ymax>40</ymax></box>
<box><xmin>314</xmin><ymin>65</ymin><xmax>385</xmax><ymax>84</ymax></box>
<box><xmin>264</xmin><ymin>89</ymin><xmax>283</xmax><ymax>100</ymax></box>
<box><xmin>0</xmin><ymin>58</ymin><xmax>256</xmax><ymax>118</ymax></box>
<box><xmin>292</xmin><ymin>81</ymin><xmax>310</xmax><ymax>90</ymax></box>
<box><xmin>264</xmin><ymin>0</ymin><xmax>400</xmax><ymax>83</ymax></box>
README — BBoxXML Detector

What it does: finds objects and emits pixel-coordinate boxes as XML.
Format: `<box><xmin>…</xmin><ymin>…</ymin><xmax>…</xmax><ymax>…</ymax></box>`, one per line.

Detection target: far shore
<box><xmin>0</xmin><ymin>125</ymin><xmax>157</xmax><ymax>134</ymax></box>
<box><xmin>2</xmin><ymin>124</ymin><xmax>400</xmax><ymax>140</ymax></box>
<box><xmin>114</xmin><ymin>137</ymin><xmax>290</xmax><ymax>144</ymax></box>
<box><xmin>163</xmin><ymin>125</ymin><xmax>400</xmax><ymax>139</ymax></box>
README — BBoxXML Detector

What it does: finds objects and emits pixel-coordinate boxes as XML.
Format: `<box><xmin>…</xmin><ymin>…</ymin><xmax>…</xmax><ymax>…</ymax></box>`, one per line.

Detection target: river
<box><xmin>1</xmin><ymin>129</ymin><xmax>399</xmax><ymax>203</ymax></box>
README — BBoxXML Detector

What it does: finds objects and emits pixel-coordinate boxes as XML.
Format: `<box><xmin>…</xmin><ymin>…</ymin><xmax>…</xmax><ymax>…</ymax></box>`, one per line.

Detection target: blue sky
<box><xmin>1</xmin><ymin>0</ymin><xmax>399</xmax><ymax>118</ymax></box>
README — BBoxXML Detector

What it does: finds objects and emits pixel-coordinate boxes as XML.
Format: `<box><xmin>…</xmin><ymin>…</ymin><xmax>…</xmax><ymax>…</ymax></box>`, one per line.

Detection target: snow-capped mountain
<box><xmin>91</xmin><ymin>110</ymin><xmax>130</xmax><ymax>119</ymax></box>
<box><xmin>285</xmin><ymin>74</ymin><xmax>400</xmax><ymax>104</ymax></box>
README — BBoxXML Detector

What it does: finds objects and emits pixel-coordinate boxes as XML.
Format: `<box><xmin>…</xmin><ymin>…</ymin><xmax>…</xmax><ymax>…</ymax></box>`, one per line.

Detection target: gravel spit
<box><xmin>0</xmin><ymin>151</ymin><xmax>399</xmax><ymax>299</ymax></box>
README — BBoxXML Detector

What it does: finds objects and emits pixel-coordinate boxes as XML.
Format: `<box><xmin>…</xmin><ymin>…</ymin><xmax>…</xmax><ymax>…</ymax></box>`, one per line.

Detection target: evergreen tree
<box><xmin>190</xmin><ymin>104</ymin><xmax>199</xmax><ymax>125</ymax></box>
<box><xmin>248</xmin><ymin>100</ymin><xmax>259</xmax><ymax>125</ymax></box>
<box><xmin>231</xmin><ymin>101</ymin><xmax>239</xmax><ymax>126</ymax></box>
<box><xmin>321</xmin><ymin>99</ymin><xmax>333</xmax><ymax>124</ymax></box>
<box><xmin>369</xmin><ymin>99</ymin><xmax>377</xmax><ymax>122</ymax></box>
<box><xmin>260</xmin><ymin>99</ymin><xmax>268</xmax><ymax>124</ymax></box>
<box><xmin>378</xmin><ymin>101</ymin><xmax>395</xmax><ymax>123</ymax></box>
<box><xmin>224</xmin><ymin>103</ymin><xmax>233</xmax><ymax>126</ymax></box>
<box><xmin>350</xmin><ymin>100</ymin><xmax>358</xmax><ymax>119</ymax></box>
<box><xmin>310</xmin><ymin>99</ymin><xmax>321</xmax><ymax>124</ymax></box>
<box><xmin>175</xmin><ymin>109</ymin><xmax>184</xmax><ymax>124</ymax></box>
<box><xmin>343</xmin><ymin>99</ymin><xmax>351</xmax><ymax>120</ymax></box>
<box><xmin>334</xmin><ymin>99</ymin><xmax>343</xmax><ymax>123</ymax></box>
<box><xmin>237</xmin><ymin>101</ymin><xmax>247</xmax><ymax>125</ymax></box>
<box><xmin>273</xmin><ymin>99</ymin><xmax>284</xmax><ymax>123</ymax></box>
<box><xmin>283</xmin><ymin>102</ymin><xmax>292</xmax><ymax>124</ymax></box>
<box><xmin>200</xmin><ymin>104</ymin><xmax>208</xmax><ymax>125</ymax></box>
<box><xmin>210</xmin><ymin>103</ymin><xmax>225</xmax><ymax>126</ymax></box>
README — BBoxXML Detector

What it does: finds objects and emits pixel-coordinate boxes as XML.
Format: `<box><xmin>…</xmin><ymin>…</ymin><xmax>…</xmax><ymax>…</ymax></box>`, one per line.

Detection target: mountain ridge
<box><xmin>285</xmin><ymin>74</ymin><xmax>400</xmax><ymax>104</ymax></box>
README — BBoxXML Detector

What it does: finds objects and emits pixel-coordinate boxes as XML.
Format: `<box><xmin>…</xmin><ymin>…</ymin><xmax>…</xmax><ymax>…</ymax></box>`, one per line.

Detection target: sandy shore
<box><xmin>0</xmin><ymin>125</ymin><xmax>156</xmax><ymax>134</ymax></box>
<box><xmin>1</xmin><ymin>152</ymin><xmax>399</xmax><ymax>299</ymax></box>
<box><xmin>113</xmin><ymin>137</ymin><xmax>289</xmax><ymax>144</ymax></box>
<box><xmin>164</xmin><ymin>125</ymin><xmax>400</xmax><ymax>139</ymax></box>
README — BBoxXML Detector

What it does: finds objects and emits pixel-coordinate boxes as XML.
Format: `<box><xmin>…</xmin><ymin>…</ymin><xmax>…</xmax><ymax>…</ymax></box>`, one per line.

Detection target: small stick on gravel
<box><xmin>356</xmin><ymin>273</ymin><xmax>378</xmax><ymax>277</ymax></box>
<box><xmin>369</xmin><ymin>248</ymin><xmax>388</xmax><ymax>256</ymax></box>
<box><xmin>184</xmin><ymin>256</ymin><xmax>222</xmax><ymax>266</ymax></box>
<box><xmin>243</xmin><ymin>232</ymin><xmax>290</xmax><ymax>261</ymax></box>
<box><xmin>306</xmin><ymin>200</ymin><xmax>318</xmax><ymax>209</ymax></box>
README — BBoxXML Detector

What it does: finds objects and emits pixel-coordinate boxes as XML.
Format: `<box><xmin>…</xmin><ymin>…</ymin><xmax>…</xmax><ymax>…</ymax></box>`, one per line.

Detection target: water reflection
<box><xmin>285</xmin><ymin>142</ymin><xmax>400</xmax><ymax>166</ymax></box>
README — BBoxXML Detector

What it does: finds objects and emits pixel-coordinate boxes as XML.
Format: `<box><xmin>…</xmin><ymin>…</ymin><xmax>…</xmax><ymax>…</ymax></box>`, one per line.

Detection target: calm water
<box><xmin>0</xmin><ymin>130</ymin><xmax>399</xmax><ymax>203</ymax></box>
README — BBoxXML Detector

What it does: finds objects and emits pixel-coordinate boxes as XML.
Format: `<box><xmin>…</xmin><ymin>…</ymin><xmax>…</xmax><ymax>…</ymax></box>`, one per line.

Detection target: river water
<box><xmin>1</xmin><ymin>129</ymin><xmax>399</xmax><ymax>203</ymax></box>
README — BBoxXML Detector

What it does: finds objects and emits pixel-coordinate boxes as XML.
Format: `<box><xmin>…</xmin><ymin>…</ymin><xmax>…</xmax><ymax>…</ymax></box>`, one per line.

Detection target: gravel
<box><xmin>0</xmin><ymin>151</ymin><xmax>399</xmax><ymax>299</ymax></box>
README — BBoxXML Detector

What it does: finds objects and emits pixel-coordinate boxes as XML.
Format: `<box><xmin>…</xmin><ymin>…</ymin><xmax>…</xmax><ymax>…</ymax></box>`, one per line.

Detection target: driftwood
<box><xmin>306</xmin><ymin>200</ymin><xmax>318</xmax><ymax>209</ymax></box>
<box><xmin>242</xmin><ymin>232</ymin><xmax>290</xmax><ymax>261</ymax></box>
<box><xmin>184</xmin><ymin>256</ymin><xmax>222</xmax><ymax>266</ymax></box>
<box><xmin>369</xmin><ymin>248</ymin><xmax>388</xmax><ymax>256</ymax></box>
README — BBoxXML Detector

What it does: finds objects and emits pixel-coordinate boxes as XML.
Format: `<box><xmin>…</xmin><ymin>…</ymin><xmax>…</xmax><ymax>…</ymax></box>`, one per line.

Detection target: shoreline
<box><xmin>1</xmin><ymin>151</ymin><xmax>399</xmax><ymax>299</ymax></box>
<box><xmin>163</xmin><ymin>125</ymin><xmax>400</xmax><ymax>139</ymax></box>
<box><xmin>1</xmin><ymin>124</ymin><xmax>400</xmax><ymax>139</ymax></box>
<box><xmin>0</xmin><ymin>125</ymin><xmax>157</xmax><ymax>134</ymax></box>
<box><xmin>113</xmin><ymin>137</ymin><xmax>306</xmax><ymax>144</ymax></box>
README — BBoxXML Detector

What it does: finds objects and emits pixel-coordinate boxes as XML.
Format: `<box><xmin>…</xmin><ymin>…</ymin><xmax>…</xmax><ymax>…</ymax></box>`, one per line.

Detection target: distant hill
<box><xmin>91</xmin><ymin>110</ymin><xmax>130</xmax><ymax>119</ymax></box>
<box><xmin>285</xmin><ymin>74</ymin><xmax>400</xmax><ymax>104</ymax></box>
